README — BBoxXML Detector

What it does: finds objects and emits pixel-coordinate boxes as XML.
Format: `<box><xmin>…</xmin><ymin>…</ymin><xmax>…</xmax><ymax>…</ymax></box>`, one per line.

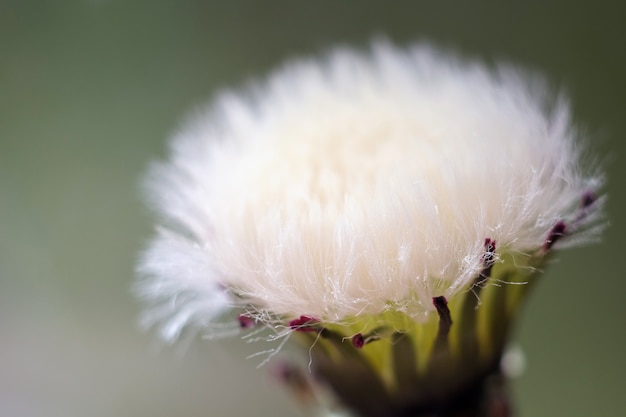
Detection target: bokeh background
<box><xmin>1</xmin><ymin>2</ymin><xmax>624</xmax><ymax>416</ymax></box>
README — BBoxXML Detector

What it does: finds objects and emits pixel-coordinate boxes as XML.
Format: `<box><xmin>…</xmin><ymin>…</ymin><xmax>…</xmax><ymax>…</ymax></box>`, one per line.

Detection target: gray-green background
<box><xmin>1</xmin><ymin>2</ymin><xmax>624</xmax><ymax>416</ymax></box>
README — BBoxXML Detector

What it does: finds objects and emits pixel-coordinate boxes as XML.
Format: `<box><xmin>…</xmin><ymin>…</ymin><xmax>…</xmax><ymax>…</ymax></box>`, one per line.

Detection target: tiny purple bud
<box><xmin>481</xmin><ymin>238</ymin><xmax>497</xmax><ymax>279</ymax></box>
<box><xmin>543</xmin><ymin>221</ymin><xmax>567</xmax><ymax>251</ymax></box>
<box><xmin>433</xmin><ymin>295</ymin><xmax>447</xmax><ymax>307</ymax></box>
<box><xmin>289</xmin><ymin>315</ymin><xmax>320</xmax><ymax>332</ymax></box>
<box><xmin>352</xmin><ymin>333</ymin><xmax>365</xmax><ymax>349</ymax></box>
<box><xmin>237</xmin><ymin>314</ymin><xmax>255</xmax><ymax>329</ymax></box>
<box><xmin>483</xmin><ymin>238</ymin><xmax>496</xmax><ymax>260</ymax></box>
<box><xmin>581</xmin><ymin>191</ymin><xmax>596</xmax><ymax>208</ymax></box>
<box><xmin>433</xmin><ymin>296</ymin><xmax>452</xmax><ymax>327</ymax></box>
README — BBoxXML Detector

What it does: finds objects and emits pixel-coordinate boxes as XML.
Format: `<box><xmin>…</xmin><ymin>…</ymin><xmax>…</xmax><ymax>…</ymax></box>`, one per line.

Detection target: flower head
<box><xmin>137</xmin><ymin>42</ymin><xmax>604</xmax><ymax>416</ymax></box>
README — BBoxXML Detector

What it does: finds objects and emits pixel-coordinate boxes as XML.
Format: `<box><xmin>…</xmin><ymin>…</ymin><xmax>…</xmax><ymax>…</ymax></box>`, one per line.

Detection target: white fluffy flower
<box><xmin>137</xmin><ymin>41</ymin><xmax>603</xmax><ymax>342</ymax></box>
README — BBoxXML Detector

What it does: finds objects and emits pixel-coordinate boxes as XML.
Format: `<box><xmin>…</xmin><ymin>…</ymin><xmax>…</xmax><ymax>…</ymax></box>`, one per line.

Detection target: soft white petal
<box><xmin>139</xmin><ymin>41</ymin><xmax>603</xmax><ymax>338</ymax></box>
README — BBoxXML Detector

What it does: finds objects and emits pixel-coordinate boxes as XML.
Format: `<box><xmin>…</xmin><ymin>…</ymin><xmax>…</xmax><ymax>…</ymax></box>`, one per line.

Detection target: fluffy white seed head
<box><xmin>137</xmin><ymin>42</ymin><xmax>603</xmax><ymax>341</ymax></box>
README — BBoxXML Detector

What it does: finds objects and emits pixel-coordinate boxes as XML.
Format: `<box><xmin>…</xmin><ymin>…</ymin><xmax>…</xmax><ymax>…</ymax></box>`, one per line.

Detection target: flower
<box><xmin>137</xmin><ymin>41</ymin><xmax>604</xmax><ymax>416</ymax></box>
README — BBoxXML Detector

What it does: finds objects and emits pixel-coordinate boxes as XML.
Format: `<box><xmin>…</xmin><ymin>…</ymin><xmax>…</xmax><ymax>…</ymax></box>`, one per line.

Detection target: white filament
<box><xmin>137</xmin><ymin>41</ymin><xmax>602</xmax><ymax>341</ymax></box>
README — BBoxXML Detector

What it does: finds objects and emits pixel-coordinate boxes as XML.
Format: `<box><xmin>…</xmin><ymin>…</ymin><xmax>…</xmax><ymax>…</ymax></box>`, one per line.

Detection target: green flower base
<box><xmin>290</xmin><ymin>252</ymin><xmax>542</xmax><ymax>417</ymax></box>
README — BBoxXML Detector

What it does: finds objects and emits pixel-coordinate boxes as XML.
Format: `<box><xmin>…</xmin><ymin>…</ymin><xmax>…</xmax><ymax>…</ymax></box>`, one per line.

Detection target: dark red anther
<box><xmin>433</xmin><ymin>296</ymin><xmax>452</xmax><ymax>327</ymax></box>
<box><xmin>479</xmin><ymin>238</ymin><xmax>497</xmax><ymax>282</ymax></box>
<box><xmin>433</xmin><ymin>295</ymin><xmax>448</xmax><ymax>307</ymax></box>
<box><xmin>433</xmin><ymin>296</ymin><xmax>449</xmax><ymax>314</ymax></box>
<box><xmin>237</xmin><ymin>314</ymin><xmax>254</xmax><ymax>329</ymax></box>
<box><xmin>484</xmin><ymin>238</ymin><xmax>496</xmax><ymax>260</ymax></box>
<box><xmin>473</xmin><ymin>238</ymin><xmax>497</xmax><ymax>287</ymax></box>
<box><xmin>288</xmin><ymin>315</ymin><xmax>320</xmax><ymax>332</ymax></box>
<box><xmin>582</xmin><ymin>191</ymin><xmax>596</xmax><ymax>208</ymax></box>
<box><xmin>352</xmin><ymin>333</ymin><xmax>365</xmax><ymax>349</ymax></box>
<box><xmin>543</xmin><ymin>221</ymin><xmax>567</xmax><ymax>251</ymax></box>
<box><xmin>433</xmin><ymin>296</ymin><xmax>453</xmax><ymax>344</ymax></box>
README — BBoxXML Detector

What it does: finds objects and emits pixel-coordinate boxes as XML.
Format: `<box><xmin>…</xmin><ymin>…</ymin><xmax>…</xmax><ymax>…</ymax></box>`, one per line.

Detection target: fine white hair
<box><xmin>137</xmin><ymin>41</ymin><xmax>603</xmax><ymax>341</ymax></box>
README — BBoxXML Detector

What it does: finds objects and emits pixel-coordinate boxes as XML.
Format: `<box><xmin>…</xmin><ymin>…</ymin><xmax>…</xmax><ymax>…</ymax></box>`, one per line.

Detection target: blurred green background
<box><xmin>1</xmin><ymin>1</ymin><xmax>624</xmax><ymax>416</ymax></box>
